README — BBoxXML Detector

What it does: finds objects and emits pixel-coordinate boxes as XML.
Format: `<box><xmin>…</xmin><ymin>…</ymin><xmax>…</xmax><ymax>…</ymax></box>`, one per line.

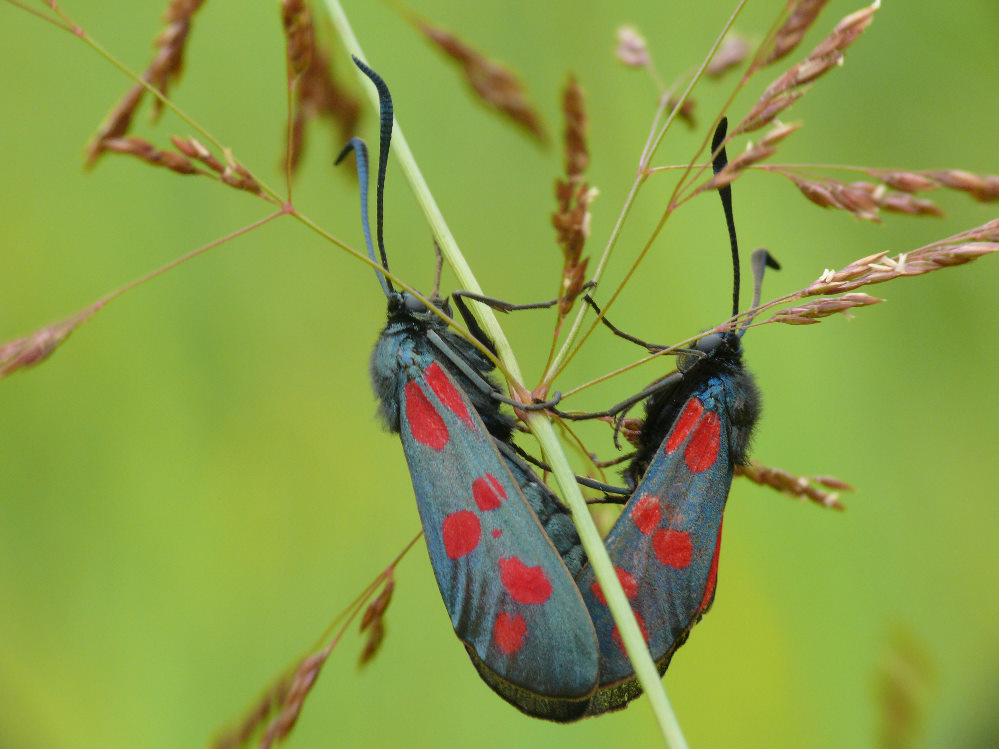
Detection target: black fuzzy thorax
<box><xmin>370</xmin><ymin>294</ymin><xmax>514</xmax><ymax>444</ymax></box>
<box><xmin>626</xmin><ymin>334</ymin><xmax>761</xmax><ymax>489</ymax></box>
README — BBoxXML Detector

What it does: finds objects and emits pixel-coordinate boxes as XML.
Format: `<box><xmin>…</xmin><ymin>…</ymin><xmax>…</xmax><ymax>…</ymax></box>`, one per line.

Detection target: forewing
<box><xmin>577</xmin><ymin>377</ymin><xmax>733</xmax><ymax>688</ymax></box>
<box><xmin>399</xmin><ymin>360</ymin><xmax>599</xmax><ymax>699</ymax></box>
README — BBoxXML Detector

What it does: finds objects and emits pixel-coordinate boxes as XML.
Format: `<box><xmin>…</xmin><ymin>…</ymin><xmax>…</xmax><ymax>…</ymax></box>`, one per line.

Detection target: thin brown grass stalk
<box><xmin>736</xmin><ymin>461</ymin><xmax>849</xmax><ymax>510</ymax></box>
<box><xmin>212</xmin><ymin>536</ymin><xmax>419</xmax><ymax>749</ymax></box>
<box><xmin>736</xmin><ymin>0</ymin><xmax>880</xmax><ymax>136</ymax></box>
<box><xmin>87</xmin><ymin>0</ymin><xmax>205</xmax><ymax>165</ymax></box>
<box><xmin>761</xmin><ymin>0</ymin><xmax>830</xmax><ymax>66</ymax></box>
<box><xmin>0</xmin><ymin>213</ymin><xmax>284</xmax><ymax>381</ymax></box>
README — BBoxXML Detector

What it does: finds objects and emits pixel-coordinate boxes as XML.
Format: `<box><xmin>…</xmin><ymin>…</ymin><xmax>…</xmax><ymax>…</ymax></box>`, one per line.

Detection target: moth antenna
<box><xmin>710</xmin><ymin>117</ymin><xmax>739</xmax><ymax>329</ymax></box>
<box><xmin>739</xmin><ymin>248</ymin><xmax>781</xmax><ymax>336</ymax></box>
<box><xmin>335</xmin><ymin>137</ymin><xmax>391</xmax><ymax>298</ymax></box>
<box><xmin>352</xmin><ymin>56</ymin><xmax>395</xmax><ymax>293</ymax></box>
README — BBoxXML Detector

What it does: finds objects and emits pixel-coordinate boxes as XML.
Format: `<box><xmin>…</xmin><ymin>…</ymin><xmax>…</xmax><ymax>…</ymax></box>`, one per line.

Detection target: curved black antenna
<box><xmin>335</xmin><ymin>137</ymin><xmax>391</xmax><ymax>298</ymax></box>
<box><xmin>352</xmin><ymin>55</ymin><xmax>394</xmax><ymax>293</ymax></box>
<box><xmin>711</xmin><ymin>117</ymin><xmax>739</xmax><ymax>329</ymax></box>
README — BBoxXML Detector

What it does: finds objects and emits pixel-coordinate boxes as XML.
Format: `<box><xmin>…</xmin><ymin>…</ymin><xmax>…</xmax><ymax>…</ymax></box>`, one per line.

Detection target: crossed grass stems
<box><xmin>5</xmin><ymin>1</ymin><xmax>999</xmax><ymax>747</ymax></box>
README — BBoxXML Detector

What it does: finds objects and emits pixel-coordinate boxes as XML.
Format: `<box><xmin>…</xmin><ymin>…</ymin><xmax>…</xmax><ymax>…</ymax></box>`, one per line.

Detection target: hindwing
<box><xmin>577</xmin><ymin>376</ymin><xmax>733</xmax><ymax>700</ymax></box>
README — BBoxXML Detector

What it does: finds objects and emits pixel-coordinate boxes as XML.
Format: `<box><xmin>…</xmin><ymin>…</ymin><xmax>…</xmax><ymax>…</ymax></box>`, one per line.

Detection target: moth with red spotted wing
<box><xmin>341</xmin><ymin>57</ymin><xmax>773</xmax><ymax>722</ymax></box>
<box><xmin>338</xmin><ymin>57</ymin><xmax>599</xmax><ymax>721</ymax></box>
<box><xmin>574</xmin><ymin>117</ymin><xmax>779</xmax><ymax>715</ymax></box>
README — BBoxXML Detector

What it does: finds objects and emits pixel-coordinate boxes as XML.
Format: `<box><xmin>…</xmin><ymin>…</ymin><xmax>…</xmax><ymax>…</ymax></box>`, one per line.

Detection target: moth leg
<box><xmin>497</xmin><ymin>441</ymin><xmax>631</xmax><ymax>497</ymax></box>
<box><xmin>426</xmin><ymin>329</ymin><xmax>561</xmax><ymax>411</ymax></box>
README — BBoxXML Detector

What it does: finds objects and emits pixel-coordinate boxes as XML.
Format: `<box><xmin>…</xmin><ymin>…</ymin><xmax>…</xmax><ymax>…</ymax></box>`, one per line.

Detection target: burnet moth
<box><xmin>339</xmin><ymin>57</ymin><xmax>773</xmax><ymax>722</ymax></box>
<box><xmin>574</xmin><ymin>117</ymin><xmax>779</xmax><ymax>715</ymax></box>
<box><xmin>337</xmin><ymin>57</ymin><xmax>600</xmax><ymax>721</ymax></box>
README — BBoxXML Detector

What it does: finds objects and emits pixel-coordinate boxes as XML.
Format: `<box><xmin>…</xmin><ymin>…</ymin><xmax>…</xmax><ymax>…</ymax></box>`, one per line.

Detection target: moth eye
<box><xmin>677</xmin><ymin>353</ymin><xmax>698</xmax><ymax>373</ymax></box>
<box><xmin>403</xmin><ymin>293</ymin><xmax>428</xmax><ymax>313</ymax></box>
<box><xmin>695</xmin><ymin>333</ymin><xmax>724</xmax><ymax>355</ymax></box>
<box><xmin>679</xmin><ymin>333</ymin><xmax>724</xmax><ymax>372</ymax></box>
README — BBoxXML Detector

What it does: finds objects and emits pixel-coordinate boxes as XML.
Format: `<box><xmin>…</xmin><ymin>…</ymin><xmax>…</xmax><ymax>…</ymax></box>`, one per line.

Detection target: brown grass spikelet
<box><xmin>927</xmin><ymin>170</ymin><xmax>999</xmax><ymax>202</ymax></box>
<box><xmin>560</xmin><ymin>77</ymin><xmax>588</xmax><ymax>182</ymax></box>
<box><xmin>813</xmin><ymin>475</ymin><xmax>854</xmax><ymax>491</ymax></box>
<box><xmin>762</xmin><ymin>0</ymin><xmax>829</xmax><ymax>67</ymax></box>
<box><xmin>171</xmin><ymin>135</ymin><xmax>223</xmax><ymax>171</ymax></box>
<box><xmin>281</xmin><ymin>0</ymin><xmax>312</xmax><ymax>80</ymax></box>
<box><xmin>704</xmin><ymin>122</ymin><xmax>797</xmax><ymax>192</ymax></box>
<box><xmin>211</xmin><ymin>675</ymin><xmax>291</xmax><ymax>749</ymax></box>
<box><xmin>786</xmin><ymin>175</ymin><xmax>942</xmax><ymax>221</ymax></box>
<box><xmin>287</xmin><ymin>45</ymin><xmax>361</xmax><ymax>174</ymax></box>
<box><xmin>811</xmin><ymin>0</ymin><xmax>881</xmax><ymax>59</ymax></box>
<box><xmin>615</xmin><ymin>25</ymin><xmax>650</xmax><ymax>68</ymax></box>
<box><xmin>760</xmin><ymin>120</ymin><xmax>802</xmax><ymax>147</ymax></box>
<box><xmin>358</xmin><ymin>575</ymin><xmax>395</xmax><ymax>666</ymax></box>
<box><xmin>101</xmin><ymin>136</ymin><xmax>200</xmax><ymax>175</ymax></box>
<box><xmin>0</xmin><ymin>317</ymin><xmax>83</xmax><ymax>378</ymax></box>
<box><xmin>613</xmin><ymin>26</ymin><xmax>697</xmax><ymax>126</ymax></box>
<box><xmin>86</xmin><ymin>0</ymin><xmax>206</xmax><ymax>166</ymax></box>
<box><xmin>800</xmin><ymin>221</ymin><xmax>999</xmax><ymax>297</ymax></box>
<box><xmin>769</xmin><ymin>292</ymin><xmax>883</xmax><ymax>325</ymax></box>
<box><xmin>706</xmin><ymin>33</ymin><xmax>750</xmax><ymax>77</ymax></box>
<box><xmin>864</xmin><ymin>169</ymin><xmax>939</xmax><ymax>194</ymax></box>
<box><xmin>735</xmin><ymin>91</ymin><xmax>805</xmax><ymax>135</ymax></box>
<box><xmin>407</xmin><ymin>11</ymin><xmax>546</xmax><ymax>141</ymax></box>
<box><xmin>667</xmin><ymin>95</ymin><xmax>697</xmax><ymax>129</ymax></box>
<box><xmin>86</xmin><ymin>84</ymin><xmax>144</xmax><ymax>167</ymax></box>
<box><xmin>280</xmin><ymin>0</ymin><xmax>362</xmax><ymax>172</ymax></box>
<box><xmin>828</xmin><ymin>181</ymin><xmax>881</xmax><ymax>221</ymax></box>
<box><xmin>256</xmin><ymin>649</ymin><xmax>331</xmax><ymax>749</ymax></box>
<box><xmin>874</xmin><ymin>190</ymin><xmax>944</xmax><ymax>218</ymax></box>
<box><xmin>552</xmin><ymin>77</ymin><xmax>594</xmax><ymax>315</ymax></box>
<box><xmin>151</xmin><ymin>0</ymin><xmax>204</xmax><ymax>116</ymax></box>
<box><xmin>737</xmin><ymin>0</ymin><xmax>880</xmax><ymax>135</ymax></box>
<box><xmin>168</xmin><ymin>137</ymin><xmax>264</xmax><ymax>196</ymax></box>
<box><xmin>736</xmin><ymin>461</ymin><xmax>848</xmax><ymax>510</ymax></box>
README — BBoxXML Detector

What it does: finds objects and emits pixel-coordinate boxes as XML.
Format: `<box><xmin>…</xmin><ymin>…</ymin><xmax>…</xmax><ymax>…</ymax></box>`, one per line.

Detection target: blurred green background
<box><xmin>2</xmin><ymin>1</ymin><xmax>998</xmax><ymax>747</ymax></box>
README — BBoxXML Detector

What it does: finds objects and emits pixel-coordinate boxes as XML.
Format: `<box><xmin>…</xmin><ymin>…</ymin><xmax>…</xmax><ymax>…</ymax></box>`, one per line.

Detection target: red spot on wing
<box><xmin>492</xmin><ymin>528</ymin><xmax>502</xmax><ymax>538</ymax></box>
<box><xmin>472</xmin><ymin>473</ymin><xmax>506</xmax><ymax>511</ymax></box>
<box><xmin>425</xmin><ymin>362</ymin><xmax>473</xmax><ymax>429</ymax></box>
<box><xmin>665</xmin><ymin>398</ymin><xmax>704</xmax><ymax>454</ymax></box>
<box><xmin>698</xmin><ymin>522</ymin><xmax>723</xmax><ymax>614</ymax></box>
<box><xmin>498</xmin><ymin>557</ymin><xmax>552</xmax><ymax>604</ymax></box>
<box><xmin>442</xmin><ymin>511</ymin><xmax>481</xmax><ymax>559</ymax></box>
<box><xmin>589</xmin><ymin>567</ymin><xmax>639</xmax><ymax>606</ymax></box>
<box><xmin>630</xmin><ymin>494</ymin><xmax>662</xmax><ymax>536</ymax></box>
<box><xmin>612</xmin><ymin>611</ymin><xmax>649</xmax><ymax>655</ymax></box>
<box><xmin>653</xmin><ymin>528</ymin><xmax>693</xmax><ymax>568</ymax></box>
<box><xmin>685</xmin><ymin>410</ymin><xmax>721</xmax><ymax>473</ymax></box>
<box><xmin>405</xmin><ymin>382</ymin><xmax>448</xmax><ymax>450</ymax></box>
<box><xmin>493</xmin><ymin>612</ymin><xmax>527</xmax><ymax>655</ymax></box>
